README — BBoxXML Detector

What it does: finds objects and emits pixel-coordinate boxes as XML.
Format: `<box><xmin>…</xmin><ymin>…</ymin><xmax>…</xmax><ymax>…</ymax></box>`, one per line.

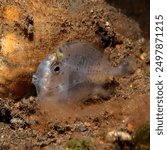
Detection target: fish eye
<box><xmin>53</xmin><ymin>65</ymin><xmax>60</xmax><ymax>73</ymax></box>
<box><xmin>50</xmin><ymin>62</ymin><xmax>61</xmax><ymax>74</ymax></box>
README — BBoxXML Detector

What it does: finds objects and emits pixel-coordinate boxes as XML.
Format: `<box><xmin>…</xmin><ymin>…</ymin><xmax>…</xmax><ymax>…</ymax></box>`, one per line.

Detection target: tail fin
<box><xmin>111</xmin><ymin>56</ymin><xmax>138</xmax><ymax>77</ymax></box>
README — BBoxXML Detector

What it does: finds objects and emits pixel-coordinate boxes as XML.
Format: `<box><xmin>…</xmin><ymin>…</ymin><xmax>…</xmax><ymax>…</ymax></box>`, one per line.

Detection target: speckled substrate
<box><xmin>0</xmin><ymin>0</ymin><xmax>150</xmax><ymax>149</ymax></box>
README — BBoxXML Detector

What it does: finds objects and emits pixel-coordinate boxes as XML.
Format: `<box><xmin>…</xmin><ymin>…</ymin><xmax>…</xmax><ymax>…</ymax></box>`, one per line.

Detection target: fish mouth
<box><xmin>32</xmin><ymin>73</ymin><xmax>42</xmax><ymax>98</ymax></box>
<box><xmin>32</xmin><ymin>74</ymin><xmax>39</xmax><ymax>85</ymax></box>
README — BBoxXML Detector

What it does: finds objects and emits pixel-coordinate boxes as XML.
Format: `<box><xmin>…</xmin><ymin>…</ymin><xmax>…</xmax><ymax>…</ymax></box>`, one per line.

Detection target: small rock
<box><xmin>127</xmin><ymin>123</ymin><xmax>134</xmax><ymax>131</ymax></box>
<box><xmin>105</xmin><ymin>21</ymin><xmax>111</xmax><ymax>28</ymax></box>
<box><xmin>90</xmin><ymin>9</ymin><xmax>94</xmax><ymax>13</ymax></box>
<box><xmin>99</xmin><ymin>140</ymin><xmax>105</xmax><ymax>145</ymax></box>
<box><xmin>106</xmin><ymin>130</ymin><xmax>132</xmax><ymax>142</ymax></box>
<box><xmin>140</xmin><ymin>52</ymin><xmax>147</xmax><ymax>61</ymax></box>
<box><xmin>10</xmin><ymin>118</ymin><xmax>24</xmax><ymax>124</ymax></box>
<box><xmin>29</xmin><ymin>96</ymin><xmax>35</xmax><ymax>102</ymax></box>
<box><xmin>84</xmin><ymin>122</ymin><xmax>91</xmax><ymax>127</ymax></box>
<box><xmin>14</xmin><ymin>102</ymin><xmax>21</xmax><ymax>109</ymax></box>
<box><xmin>78</xmin><ymin>124</ymin><xmax>87</xmax><ymax>132</ymax></box>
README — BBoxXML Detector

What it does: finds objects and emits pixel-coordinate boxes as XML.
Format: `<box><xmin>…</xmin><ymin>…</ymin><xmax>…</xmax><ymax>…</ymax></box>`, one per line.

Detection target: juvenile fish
<box><xmin>32</xmin><ymin>41</ymin><xmax>136</xmax><ymax>102</ymax></box>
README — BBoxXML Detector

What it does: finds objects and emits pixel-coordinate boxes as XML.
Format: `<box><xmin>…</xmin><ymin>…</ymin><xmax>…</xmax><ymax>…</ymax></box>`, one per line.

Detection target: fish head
<box><xmin>32</xmin><ymin>49</ymin><xmax>65</xmax><ymax>101</ymax></box>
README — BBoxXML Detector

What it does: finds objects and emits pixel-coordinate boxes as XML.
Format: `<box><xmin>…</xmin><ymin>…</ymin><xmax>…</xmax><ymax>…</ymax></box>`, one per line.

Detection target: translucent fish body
<box><xmin>32</xmin><ymin>41</ymin><xmax>135</xmax><ymax>102</ymax></box>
